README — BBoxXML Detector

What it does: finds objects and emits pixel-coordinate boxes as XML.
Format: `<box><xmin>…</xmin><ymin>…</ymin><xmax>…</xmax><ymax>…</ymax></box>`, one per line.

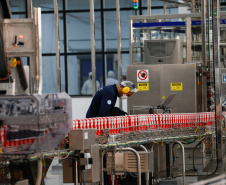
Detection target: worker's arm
<box><xmin>113</xmin><ymin>107</ymin><xmax>127</xmax><ymax>116</ymax></box>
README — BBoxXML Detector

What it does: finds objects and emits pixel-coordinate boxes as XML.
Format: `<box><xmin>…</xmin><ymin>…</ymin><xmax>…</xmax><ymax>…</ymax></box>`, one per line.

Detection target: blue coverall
<box><xmin>86</xmin><ymin>84</ymin><xmax>127</xmax><ymax>118</ymax></box>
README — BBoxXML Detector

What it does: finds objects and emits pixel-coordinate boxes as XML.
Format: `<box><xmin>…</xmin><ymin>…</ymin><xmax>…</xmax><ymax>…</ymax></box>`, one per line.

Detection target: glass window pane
<box><xmin>105</xmin><ymin>11</ymin><xmax>133</xmax><ymax>52</ymax></box>
<box><xmin>104</xmin><ymin>0</ymin><xmax>133</xmax><ymax>9</ymax></box>
<box><xmin>40</xmin><ymin>13</ymin><xmax>64</xmax><ymax>54</ymax></box>
<box><xmin>121</xmin><ymin>53</ymin><xmax>129</xmax><ymax>81</ymax></box>
<box><xmin>68</xmin><ymin>55</ymin><xmax>103</xmax><ymax>95</ymax></box>
<box><xmin>142</xmin><ymin>0</ymin><xmax>164</xmax><ymax>7</ymax></box>
<box><xmin>143</xmin><ymin>8</ymin><xmax>164</xmax><ymax>15</ymax></box>
<box><xmin>9</xmin><ymin>0</ymin><xmax>26</xmax><ymax>12</ymax></box>
<box><xmin>105</xmin><ymin>54</ymin><xmax>119</xmax><ymax>86</ymax></box>
<box><xmin>104</xmin><ymin>54</ymin><xmax>129</xmax><ymax>85</ymax></box>
<box><xmin>66</xmin><ymin>0</ymin><xmax>100</xmax><ymax>10</ymax></box>
<box><xmin>58</xmin><ymin>0</ymin><xmax>63</xmax><ymax>11</ymax></box>
<box><xmin>167</xmin><ymin>8</ymin><xmax>178</xmax><ymax>14</ymax></box>
<box><xmin>42</xmin><ymin>13</ymin><xmax>56</xmax><ymax>53</ymax></box>
<box><xmin>32</xmin><ymin>0</ymin><xmax>63</xmax><ymax>11</ymax></box>
<box><xmin>42</xmin><ymin>56</ymin><xmax>57</xmax><ymax>94</ymax></box>
<box><xmin>67</xmin><ymin>12</ymin><xmax>101</xmax><ymax>53</ymax></box>
<box><xmin>33</xmin><ymin>0</ymin><xmax>54</xmax><ymax>11</ymax></box>
<box><xmin>21</xmin><ymin>57</ymin><xmax>29</xmax><ymax>66</ymax></box>
<box><xmin>12</xmin><ymin>14</ymin><xmax>26</xmax><ymax>19</ymax></box>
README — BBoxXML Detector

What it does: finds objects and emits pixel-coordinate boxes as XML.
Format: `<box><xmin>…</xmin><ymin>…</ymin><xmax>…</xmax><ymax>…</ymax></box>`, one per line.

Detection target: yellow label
<box><xmin>137</xmin><ymin>83</ymin><xmax>149</xmax><ymax>91</ymax></box>
<box><xmin>192</xmin><ymin>65</ymin><xmax>195</xmax><ymax>67</ymax></box>
<box><xmin>162</xmin><ymin>95</ymin><xmax>165</xmax><ymax>99</ymax></box>
<box><xmin>171</xmin><ymin>82</ymin><xmax>183</xmax><ymax>91</ymax></box>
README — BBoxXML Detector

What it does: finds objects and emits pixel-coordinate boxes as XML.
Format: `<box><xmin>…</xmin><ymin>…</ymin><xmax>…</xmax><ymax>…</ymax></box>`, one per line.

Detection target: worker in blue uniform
<box><xmin>86</xmin><ymin>81</ymin><xmax>138</xmax><ymax>118</ymax></box>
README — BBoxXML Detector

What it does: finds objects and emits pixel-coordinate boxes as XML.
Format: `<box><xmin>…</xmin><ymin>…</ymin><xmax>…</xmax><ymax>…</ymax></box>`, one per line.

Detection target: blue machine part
<box><xmin>133</xmin><ymin>19</ymin><xmax>226</xmax><ymax>28</ymax></box>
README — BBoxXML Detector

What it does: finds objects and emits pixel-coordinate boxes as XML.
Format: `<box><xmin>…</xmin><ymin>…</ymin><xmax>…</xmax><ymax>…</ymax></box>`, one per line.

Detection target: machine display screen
<box><xmin>223</xmin><ymin>74</ymin><xmax>226</xmax><ymax>83</ymax></box>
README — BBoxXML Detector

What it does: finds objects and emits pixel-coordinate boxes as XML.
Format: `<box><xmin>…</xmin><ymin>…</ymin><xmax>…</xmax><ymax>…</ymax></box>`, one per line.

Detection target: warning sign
<box><xmin>137</xmin><ymin>70</ymin><xmax>149</xmax><ymax>82</ymax></box>
<box><xmin>137</xmin><ymin>83</ymin><xmax>149</xmax><ymax>91</ymax></box>
<box><xmin>171</xmin><ymin>82</ymin><xmax>183</xmax><ymax>91</ymax></box>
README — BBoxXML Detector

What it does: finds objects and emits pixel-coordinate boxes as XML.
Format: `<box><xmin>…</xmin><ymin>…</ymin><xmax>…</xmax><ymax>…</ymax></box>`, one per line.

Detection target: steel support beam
<box><xmin>213</xmin><ymin>0</ymin><xmax>224</xmax><ymax>175</ymax></box>
<box><xmin>54</xmin><ymin>0</ymin><xmax>61</xmax><ymax>93</ymax></box>
<box><xmin>90</xmin><ymin>0</ymin><xmax>96</xmax><ymax>96</ymax></box>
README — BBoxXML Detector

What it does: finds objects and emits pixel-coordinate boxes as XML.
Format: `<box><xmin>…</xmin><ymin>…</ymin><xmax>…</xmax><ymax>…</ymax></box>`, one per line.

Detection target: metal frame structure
<box><xmin>126</xmin><ymin>0</ymin><xmax>226</xmax><ymax>181</ymax></box>
<box><xmin>54</xmin><ymin>0</ymin><xmax>61</xmax><ymax>93</ymax></box>
<box><xmin>129</xmin><ymin>12</ymin><xmax>203</xmax><ymax>65</ymax></box>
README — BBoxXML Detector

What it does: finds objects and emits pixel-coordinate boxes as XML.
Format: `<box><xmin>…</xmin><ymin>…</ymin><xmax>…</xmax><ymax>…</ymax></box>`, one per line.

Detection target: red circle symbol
<box><xmin>138</xmin><ymin>70</ymin><xmax>148</xmax><ymax>80</ymax></box>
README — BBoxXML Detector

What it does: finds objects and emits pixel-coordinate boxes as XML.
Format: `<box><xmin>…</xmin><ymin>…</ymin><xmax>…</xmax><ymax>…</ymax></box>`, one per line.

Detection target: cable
<box><xmin>193</xmin><ymin>138</ymin><xmax>204</xmax><ymax>172</ymax></box>
<box><xmin>204</xmin><ymin>135</ymin><xmax>213</xmax><ymax>146</ymax></box>
<box><xmin>0</xmin><ymin>45</ymin><xmax>17</xmax><ymax>81</ymax></box>
<box><xmin>130</xmin><ymin>172</ymin><xmax>138</xmax><ymax>178</ymax></box>
<box><xmin>102</xmin><ymin>134</ymin><xmax>107</xmax><ymax>144</ymax></box>
<box><xmin>41</xmin><ymin>158</ymin><xmax>46</xmax><ymax>181</ymax></box>
<box><xmin>181</xmin><ymin>137</ymin><xmax>197</xmax><ymax>145</ymax></box>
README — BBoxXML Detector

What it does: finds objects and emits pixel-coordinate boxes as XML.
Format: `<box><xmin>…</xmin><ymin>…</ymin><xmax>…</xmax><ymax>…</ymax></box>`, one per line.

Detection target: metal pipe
<box><xmin>213</xmin><ymin>0</ymin><xmax>224</xmax><ymax>174</ymax></box>
<box><xmin>116</xmin><ymin>0</ymin><xmax>122</xmax><ymax>109</ymax></box>
<box><xmin>33</xmin><ymin>8</ymin><xmax>42</xmax><ymax>95</ymax></box>
<box><xmin>101</xmin><ymin>150</ymin><xmax>109</xmax><ymax>185</ymax></box>
<box><xmin>35</xmin><ymin>159</ymin><xmax>42</xmax><ymax>185</ymax></box>
<box><xmin>27</xmin><ymin>0</ymin><xmax>33</xmax><ymax>18</ymax></box>
<box><xmin>111</xmin><ymin>175</ymin><xmax>114</xmax><ymax>185</ymax></box>
<box><xmin>185</xmin><ymin>17</ymin><xmax>191</xmax><ymax>63</ymax></box>
<box><xmin>147</xmin><ymin>0</ymin><xmax>151</xmax><ymax>15</ymax></box>
<box><xmin>116</xmin><ymin>148</ymin><xmax>141</xmax><ymax>185</ymax></box>
<box><xmin>133</xmin><ymin>145</ymin><xmax>149</xmax><ymax>185</ymax></box>
<box><xmin>191</xmin><ymin>0</ymin><xmax>195</xmax><ymax>13</ymax></box>
<box><xmin>54</xmin><ymin>0</ymin><xmax>61</xmax><ymax>93</ymax></box>
<box><xmin>129</xmin><ymin>18</ymin><xmax>133</xmax><ymax>65</ymax></box>
<box><xmin>201</xmin><ymin>0</ymin><xmax>207</xmax><ymax>112</ymax></box>
<box><xmin>201</xmin><ymin>0</ymin><xmax>207</xmax><ymax>67</ymax></box>
<box><xmin>90</xmin><ymin>0</ymin><xmax>96</xmax><ymax>96</ymax></box>
<box><xmin>168</xmin><ymin>141</ymin><xmax>185</xmax><ymax>185</ymax></box>
<box><xmin>74</xmin><ymin>160</ymin><xmax>78</xmax><ymax>185</ymax></box>
<box><xmin>163</xmin><ymin>2</ymin><xmax>167</xmax><ymax>15</ymax></box>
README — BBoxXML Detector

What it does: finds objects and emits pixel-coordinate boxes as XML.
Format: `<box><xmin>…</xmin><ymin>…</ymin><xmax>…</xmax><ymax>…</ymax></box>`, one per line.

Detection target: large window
<box><xmin>9</xmin><ymin>0</ymin><xmax>164</xmax><ymax>95</ymax></box>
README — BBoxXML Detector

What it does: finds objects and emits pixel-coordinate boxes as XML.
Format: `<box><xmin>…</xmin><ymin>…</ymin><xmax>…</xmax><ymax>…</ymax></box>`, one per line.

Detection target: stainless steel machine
<box><xmin>127</xmin><ymin>63</ymin><xmax>206</xmax><ymax>114</ymax></box>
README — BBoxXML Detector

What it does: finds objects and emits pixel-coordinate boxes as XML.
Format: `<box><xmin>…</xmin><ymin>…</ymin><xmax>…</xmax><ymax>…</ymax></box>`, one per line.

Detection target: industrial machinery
<box><xmin>0</xmin><ymin>93</ymin><xmax>72</xmax><ymax>154</ymax></box>
<box><xmin>127</xmin><ymin>12</ymin><xmax>208</xmax><ymax>114</ymax></box>
<box><xmin>127</xmin><ymin>63</ymin><xmax>206</xmax><ymax>114</ymax></box>
<box><xmin>65</xmin><ymin>2</ymin><xmax>226</xmax><ymax>185</ymax></box>
<box><xmin>0</xmin><ymin>2</ymin><xmax>72</xmax><ymax>185</ymax></box>
<box><xmin>0</xmin><ymin>0</ymin><xmax>225</xmax><ymax>185</ymax></box>
<box><xmin>69</xmin><ymin>112</ymin><xmax>215</xmax><ymax>185</ymax></box>
<box><xmin>0</xmin><ymin>6</ymin><xmax>72</xmax><ymax>153</ymax></box>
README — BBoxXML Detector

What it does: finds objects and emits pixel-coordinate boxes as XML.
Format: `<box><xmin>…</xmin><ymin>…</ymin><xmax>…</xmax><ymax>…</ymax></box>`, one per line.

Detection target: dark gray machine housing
<box><xmin>144</xmin><ymin>39</ymin><xmax>183</xmax><ymax>64</ymax></box>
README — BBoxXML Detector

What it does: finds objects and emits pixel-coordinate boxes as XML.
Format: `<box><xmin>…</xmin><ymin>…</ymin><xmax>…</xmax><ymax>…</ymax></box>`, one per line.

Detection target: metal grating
<box><xmin>124</xmin><ymin>152</ymin><xmax>150</xmax><ymax>173</ymax></box>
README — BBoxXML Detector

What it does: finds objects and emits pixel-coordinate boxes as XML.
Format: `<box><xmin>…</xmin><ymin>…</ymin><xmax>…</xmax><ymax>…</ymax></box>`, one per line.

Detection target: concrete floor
<box><xmin>44</xmin><ymin>158</ymin><xmax>73</xmax><ymax>185</ymax></box>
